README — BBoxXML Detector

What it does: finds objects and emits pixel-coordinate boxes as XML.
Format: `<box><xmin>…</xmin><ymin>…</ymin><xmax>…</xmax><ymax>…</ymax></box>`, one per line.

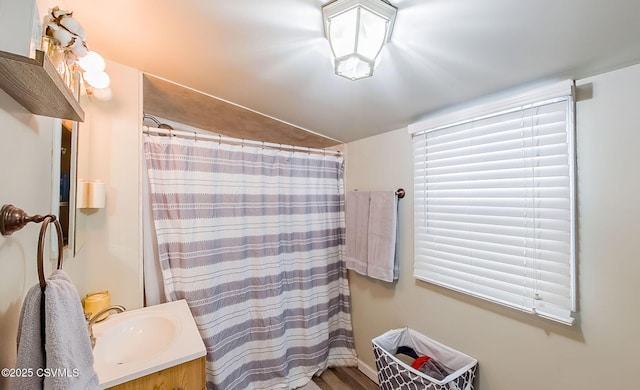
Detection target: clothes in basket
<box><xmin>372</xmin><ymin>328</ymin><xmax>478</xmax><ymax>390</ymax></box>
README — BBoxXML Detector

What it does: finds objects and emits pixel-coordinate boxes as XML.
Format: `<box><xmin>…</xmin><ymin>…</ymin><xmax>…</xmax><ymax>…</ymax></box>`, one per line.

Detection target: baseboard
<box><xmin>357</xmin><ymin>359</ymin><xmax>379</xmax><ymax>385</ymax></box>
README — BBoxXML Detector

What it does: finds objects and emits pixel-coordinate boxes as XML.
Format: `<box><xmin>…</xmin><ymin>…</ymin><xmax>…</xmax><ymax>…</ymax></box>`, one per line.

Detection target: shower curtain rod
<box><xmin>143</xmin><ymin>126</ymin><xmax>342</xmax><ymax>156</ymax></box>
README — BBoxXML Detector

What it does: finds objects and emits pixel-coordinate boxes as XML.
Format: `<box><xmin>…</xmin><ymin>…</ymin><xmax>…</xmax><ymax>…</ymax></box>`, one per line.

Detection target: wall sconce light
<box><xmin>43</xmin><ymin>7</ymin><xmax>112</xmax><ymax>100</ymax></box>
<box><xmin>322</xmin><ymin>0</ymin><xmax>397</xmax><ymax>80</ymax></box>
<box><xmin>77</xmin><ymin>50</ymin><xmax>112</xmax><ymax>101</ymax></box>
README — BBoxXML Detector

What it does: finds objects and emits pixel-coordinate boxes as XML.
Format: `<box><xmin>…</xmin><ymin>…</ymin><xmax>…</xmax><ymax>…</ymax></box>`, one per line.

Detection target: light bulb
<box><xmin>84</xmin><ymin>71</ymin><xmax>110</xmax><ymax>89</ymax></box>
<box><xmin>91</xmin><ymin>87</ymin><xmax>112</xmax><ymax>101</ymax></box>
<box><xmin>77</xmin><ymin>51</ymin><xmax>106</xmax><ymax>73</ymax></box>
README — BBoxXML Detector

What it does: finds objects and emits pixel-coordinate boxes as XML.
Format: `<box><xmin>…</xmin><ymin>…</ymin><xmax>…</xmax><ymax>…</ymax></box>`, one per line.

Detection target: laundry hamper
<box><xmin>372</xmin><ymin>328</ymin><xmax>478</xmax><ymax>390</ymax></box>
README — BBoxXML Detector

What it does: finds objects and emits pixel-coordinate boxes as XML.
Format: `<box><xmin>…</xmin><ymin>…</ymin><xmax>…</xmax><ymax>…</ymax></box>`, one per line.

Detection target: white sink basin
<box><xmin>93</xmin><ymin>313</ymin><xmax>180</xmax><ymax>365</ymax></box>
<box><xmin>92</xmin><ymin>300</ymin><xmax>206</xmax><ymax>389</ymax></box>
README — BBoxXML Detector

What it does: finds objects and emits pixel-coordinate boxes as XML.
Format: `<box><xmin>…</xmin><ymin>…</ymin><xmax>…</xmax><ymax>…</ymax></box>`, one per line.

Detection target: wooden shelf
<box><xmin>0</xmin><ymin>49</ymin><xmax>84</xmax><ymax>122</ymax></box>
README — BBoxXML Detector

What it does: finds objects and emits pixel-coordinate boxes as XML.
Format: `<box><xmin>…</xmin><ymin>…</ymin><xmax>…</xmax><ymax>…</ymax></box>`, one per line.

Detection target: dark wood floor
<box><xmin>313</xmin><ymin>367</ymin><xmax>378</xmax><ymax>390</ymax></box>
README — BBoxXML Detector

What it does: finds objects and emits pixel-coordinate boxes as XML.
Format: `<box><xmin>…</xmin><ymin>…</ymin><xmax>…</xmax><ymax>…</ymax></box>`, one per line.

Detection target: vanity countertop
<box><xmin>92</xmin><ymin>299</ymin><xmax>206</xmax><ymax>389</ymax></box>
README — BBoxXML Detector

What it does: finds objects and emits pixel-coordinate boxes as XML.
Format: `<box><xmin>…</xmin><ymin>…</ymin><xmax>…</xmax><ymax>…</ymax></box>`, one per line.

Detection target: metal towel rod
<box><xmin>1</xmin><ymin>204</ymin><xmax>64</xmax><ymax>289</ymax></box>
<box><xmin>353</xmin><ymin>188</ymin><xmax>405</xmax><ymax>199</ymax></box>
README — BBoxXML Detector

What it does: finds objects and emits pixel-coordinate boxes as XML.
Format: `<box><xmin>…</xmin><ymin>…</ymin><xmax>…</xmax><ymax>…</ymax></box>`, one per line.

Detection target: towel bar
<box><xmin>1</xmin><ymin>204</ymin><xmax>64</xmax><ymax>289</ymax></box>
<box><xmin>353</xmin><ymin>189</ymin><xmax>405</xmax><ymax>199</ymax></box>
<box><xmin>1</xmin><ymin>204</ymin><xmax>50</xmax><ymax>236</ymax></box>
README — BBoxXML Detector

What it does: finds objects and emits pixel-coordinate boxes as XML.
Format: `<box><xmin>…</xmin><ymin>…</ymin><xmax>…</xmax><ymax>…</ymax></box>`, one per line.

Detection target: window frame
<box><xmin>408</xmin><ymin>80</ymin><xmax>577</xmax><ymax>325</ymax></box>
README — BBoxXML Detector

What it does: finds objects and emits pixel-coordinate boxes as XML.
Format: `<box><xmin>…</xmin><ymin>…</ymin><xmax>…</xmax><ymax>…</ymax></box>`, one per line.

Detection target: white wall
<box><xmin>345</xmin><ymin>63</ymin><xmax>640</xmax><ymax>389</ymax></box>
<box><xmin>0</xmin><ymin>4</ymin><xmax>79</xmax><ymax>389</ymax></box>
<box><xmin>1</xmin><ymin>4</ymin><xmax>638</xmax><ymax>388</ymax></box>
<box><xmin>64</xmin><ymin>59</ymin><xmax>144</xmax><ymax>311</ymax></box>
<box><xmin>0</xmin><ymin>92</ymin><xmax>57</xmax><ymax>390</ymax></box>
<box><xmin>0</xmin><ymin>56</ymin><xmax>142</xmax><ymax>390</ymax></box>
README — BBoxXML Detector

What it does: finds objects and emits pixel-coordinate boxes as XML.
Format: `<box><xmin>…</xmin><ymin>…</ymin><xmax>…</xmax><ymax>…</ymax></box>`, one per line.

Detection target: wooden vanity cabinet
<box><xmin>105</xmin><ymin>356</ymin><xmax>206</xmax><ymax>390</ymax></box>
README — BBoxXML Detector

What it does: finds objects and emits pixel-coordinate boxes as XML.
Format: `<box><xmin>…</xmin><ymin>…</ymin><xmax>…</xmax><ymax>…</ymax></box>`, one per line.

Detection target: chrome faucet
<box><xmin>86</xmin><ymin>305</ymin><xmax>126</xmax><ymax>349</ymax></box>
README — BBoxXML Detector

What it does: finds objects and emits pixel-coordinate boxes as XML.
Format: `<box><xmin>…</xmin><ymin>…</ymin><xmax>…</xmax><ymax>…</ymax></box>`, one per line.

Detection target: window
<box><xmin>409</xmin><ymin>81</ymin><xmax>576</xmax><ymax>325</ymax></box>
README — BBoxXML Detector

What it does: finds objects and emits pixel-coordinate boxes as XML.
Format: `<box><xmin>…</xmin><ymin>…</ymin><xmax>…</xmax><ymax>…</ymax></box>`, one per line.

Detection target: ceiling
<box><xmin>63</xmin><ymin>0</ymin><xmax>640</xmax><ymax>143</ymax></box>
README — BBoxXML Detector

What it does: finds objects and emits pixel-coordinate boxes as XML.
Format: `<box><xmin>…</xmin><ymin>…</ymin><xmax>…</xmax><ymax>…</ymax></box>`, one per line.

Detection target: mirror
<box><xmin>52</xmin><ymin>75</ymin><xmax>86</xmax><ymax>257</ymax></box>
<box><xmin>59</xmin><ymin>120</ymin><xmax>72</xmax><ymax>246</ymax></box>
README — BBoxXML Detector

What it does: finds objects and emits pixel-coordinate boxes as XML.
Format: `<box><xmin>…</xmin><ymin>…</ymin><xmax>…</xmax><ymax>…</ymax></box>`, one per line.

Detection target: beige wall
<box><xmin>0</xmin><ymin>4</ymin><xmax>73</xmax><ymax>389</ymax></box>
<box><xmin>64</xmin><ymin>59</ymin><xmax>144</xmax><ymax>311</ymax></box>
<box><xmin>1</xmin><ymin>4</ymin><xmax>639</xmax><ymax>388</ymax></box>
<box><xmin>345</xmin><ymin>63</ymin><xmax>640</xmax><ymax>389</ymax></box>
<box><xmin>0</xmin><ymin>55</ymin><xmax>142</xmax><ymax>390</ymax></box>
<box><xmin>0</xmin><ymin>91</ymin><xmax>57</xmax><ymax>390</ymax></box>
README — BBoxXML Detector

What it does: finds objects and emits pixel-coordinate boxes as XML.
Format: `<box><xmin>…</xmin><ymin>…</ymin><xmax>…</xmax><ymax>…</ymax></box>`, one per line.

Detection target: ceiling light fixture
<box><xmin>322</xmin><ymin>0</ymin><xmax>397</xmax><ymax>81</ymax></box>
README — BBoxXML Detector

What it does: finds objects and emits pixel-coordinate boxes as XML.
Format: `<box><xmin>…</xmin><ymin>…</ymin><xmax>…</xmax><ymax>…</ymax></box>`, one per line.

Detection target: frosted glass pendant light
<box><xmin>322</xmin><ymin>0</ymin><xmax>397</xmax><ymax>80</ymax></box>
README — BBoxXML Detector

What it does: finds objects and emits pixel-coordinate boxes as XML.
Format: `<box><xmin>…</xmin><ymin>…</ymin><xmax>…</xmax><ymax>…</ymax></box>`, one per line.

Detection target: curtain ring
<box><xmin>218</xmin><ymin>134</ymin><xmax>222</xmax><ymax>145</ymax></box>
<box><xmin>194</xmin><ymin>132</ymin><xmax>197</xmax><ymax>142</ymax></box>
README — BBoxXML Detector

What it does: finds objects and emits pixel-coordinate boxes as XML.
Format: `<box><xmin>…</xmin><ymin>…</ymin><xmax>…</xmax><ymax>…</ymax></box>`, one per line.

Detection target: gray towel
<box><xmin>12</xmin><ymin>283</ymin><xmax>45</xmax><ymax>389</ymax></box>
<box><xmin>345</xmin><ymin>191</ymin><xmax>370</xmax><ymax>275</ymax></box>
<box><xmin>367</xmin><ymin>191</ymin><xmax>398</xmax><ymax>282</ymax></box>
<box><xmin>12</xmin><ymin>270</ymin><xmax>99</xmax><ymax>390</ymax></box>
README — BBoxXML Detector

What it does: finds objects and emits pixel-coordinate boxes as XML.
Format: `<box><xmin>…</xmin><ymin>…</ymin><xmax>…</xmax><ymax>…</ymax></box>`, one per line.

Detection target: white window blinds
<box><xmin>409</xmin><ymin>80</ymin><xmax>576</xmax><ymax>325</ymax></box>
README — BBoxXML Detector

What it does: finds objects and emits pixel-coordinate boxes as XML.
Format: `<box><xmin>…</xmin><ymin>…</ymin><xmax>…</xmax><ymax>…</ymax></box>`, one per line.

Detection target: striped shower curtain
<box><xmin>143</xmin><ymin>134</ymin><xmax>357</xmax><ymax>390</ymax></box>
